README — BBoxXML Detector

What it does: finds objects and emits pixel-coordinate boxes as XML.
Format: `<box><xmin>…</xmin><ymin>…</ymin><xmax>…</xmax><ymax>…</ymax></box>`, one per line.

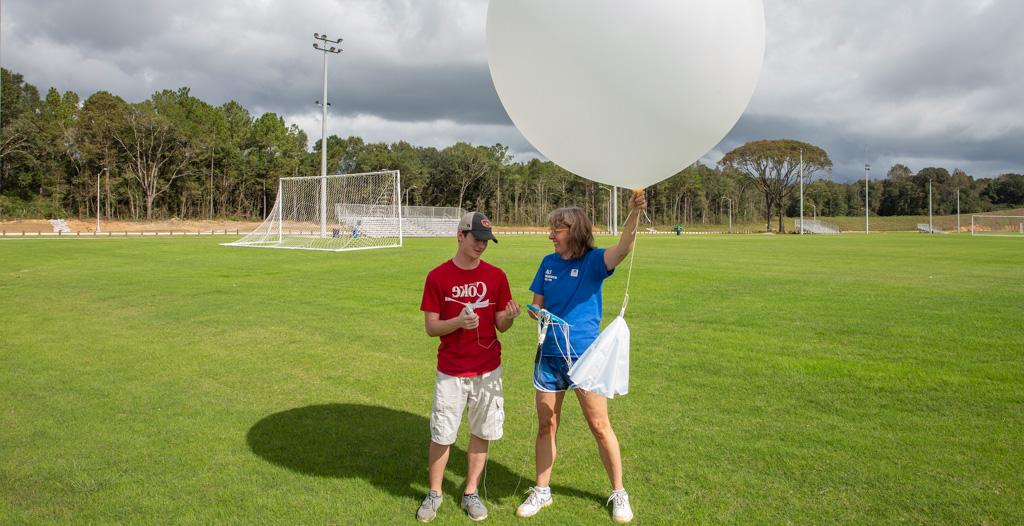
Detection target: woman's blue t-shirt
<box><xmin>529</xmin><ymin>248</ymin><xmax>614</xmax><ymax>358</ymax></box>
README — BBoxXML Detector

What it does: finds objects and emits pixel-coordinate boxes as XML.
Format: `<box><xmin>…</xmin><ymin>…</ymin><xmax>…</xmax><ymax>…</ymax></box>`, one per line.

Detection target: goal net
<box><xmin>223</xmin><ymin>170</ymin><xmax>402</xmax><ymax>251</ymax></box>
<box><xmin>971</xmin><ymin>215</ymin><xmax>1024</xmax><ymax>237</ymax></box>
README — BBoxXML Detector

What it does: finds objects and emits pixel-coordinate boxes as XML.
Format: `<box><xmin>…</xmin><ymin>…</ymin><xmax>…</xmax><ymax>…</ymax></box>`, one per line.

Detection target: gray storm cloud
<box><xmin>2</xmin><ymin>0</ymin><xmax>1020</xmax><ymax>180</ymax></box>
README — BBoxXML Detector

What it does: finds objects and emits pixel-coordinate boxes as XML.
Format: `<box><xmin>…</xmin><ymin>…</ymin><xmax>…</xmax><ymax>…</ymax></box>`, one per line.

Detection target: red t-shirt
<box><xmin>420</xmin><ymin>259</ymin><xmax>512</xmax><ymax>377</ymax></box>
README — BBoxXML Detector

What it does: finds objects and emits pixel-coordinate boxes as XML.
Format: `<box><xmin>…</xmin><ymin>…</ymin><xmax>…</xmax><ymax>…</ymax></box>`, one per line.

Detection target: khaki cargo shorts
<box><xmin>430</xmin><ymin>366</ymin><xmax>504</xmax><ymax>445</ymax></box>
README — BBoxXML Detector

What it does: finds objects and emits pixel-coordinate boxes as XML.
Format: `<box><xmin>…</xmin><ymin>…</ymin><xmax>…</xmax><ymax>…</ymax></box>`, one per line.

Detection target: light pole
<box><xmin>96</xmin><ymin>171</ymin><xmax>101</xmax><ymax>233</ymax></box>
<box><xmin>313</xmin><ymin>32</ymin><xmax>342</xmax><ymax>238</ymax></box>
<box><xmin>864</xmin><ymin>162</ymin><xmax>871</xmax><ymax>234</ymax></box>
<box><xmin>404</xmin><ymin>185</ymin><xmax>416</xmax><ymax>208</ymax></box>
<box><xmin>799</xmin><ymin>149</ymin><xmax>804</xmax><ymax>235</ymax></box>
<box><xmin>720</xmin><ymin>197</ymin><xmax>733</xmax><ymax>234</ymax></box>
<box><xmin>599</xmin><ymin>186</ymin><xmax>612</xmax><ymax>234</ymax></box>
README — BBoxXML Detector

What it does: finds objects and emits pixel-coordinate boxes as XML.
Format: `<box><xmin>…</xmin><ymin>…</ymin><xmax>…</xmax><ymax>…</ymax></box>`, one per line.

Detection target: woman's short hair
<box><xmin>548</xmin><ymin>207</ymin><xmax>594</xmax><ymax>259</ymax></box>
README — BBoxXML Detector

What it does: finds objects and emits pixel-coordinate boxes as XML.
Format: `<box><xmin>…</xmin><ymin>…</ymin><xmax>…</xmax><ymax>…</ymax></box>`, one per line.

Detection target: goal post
<box><xmin>970</xmin><ymin>215</ymin><xmax>1024</xmax><ymax>238</ymax></box>
<box><xmin>223</xmin><ymin>170</ymin><xmax>402</xmax><ymax>251</ymax></box>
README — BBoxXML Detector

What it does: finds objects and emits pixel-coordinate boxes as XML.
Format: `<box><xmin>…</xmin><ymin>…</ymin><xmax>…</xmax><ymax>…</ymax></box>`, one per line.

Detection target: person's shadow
<box><xmin>247</xmin><ymin>404</ymin><xmax>603</xmax><ymax>505</ymax></box>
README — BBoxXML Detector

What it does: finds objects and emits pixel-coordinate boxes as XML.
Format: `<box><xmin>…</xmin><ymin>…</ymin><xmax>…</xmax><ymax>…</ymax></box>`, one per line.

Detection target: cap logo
<box><xmin>480</xmin><ymin>218</ymin><xmax>492</xmax><ymax>229</ymax></box>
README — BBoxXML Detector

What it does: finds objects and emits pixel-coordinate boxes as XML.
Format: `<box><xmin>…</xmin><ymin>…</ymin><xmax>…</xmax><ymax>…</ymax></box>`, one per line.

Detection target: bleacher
<box><xmin>329</xmin><ymin>204</ymin><xmax>464</xmax><ymax>238</ymax></box>
<box><xmin>48</xmin><ymin>219</ymin><xmax>72</xmax><ymax>233</ymax></box>
<box><xmin>917</xmin><ymin>223</ymin><xmax>944</xmax><ymax>233</ymax></box>
<box><xmin>793</xmin><ymin>219</ymin><xmax>842</xmax><ymax>234</ymax></box>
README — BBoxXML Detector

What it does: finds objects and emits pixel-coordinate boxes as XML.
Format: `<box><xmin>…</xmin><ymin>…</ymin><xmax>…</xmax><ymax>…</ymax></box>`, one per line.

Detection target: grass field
<box><xmin>1</xmin><ymin>233</ymin><xmax>1022</xmax><ymax>525</ymax></box>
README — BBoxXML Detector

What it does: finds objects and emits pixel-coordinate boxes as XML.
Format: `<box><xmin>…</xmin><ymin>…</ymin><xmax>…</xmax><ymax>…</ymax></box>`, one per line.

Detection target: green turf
<box><xmin>1</xmin><ymin>234</ymin><xmax>1022</xmax><ymax>525</ymax></box>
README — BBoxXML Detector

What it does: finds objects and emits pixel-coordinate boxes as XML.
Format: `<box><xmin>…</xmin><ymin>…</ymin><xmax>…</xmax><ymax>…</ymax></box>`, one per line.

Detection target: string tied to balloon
<box><xmin>619</xmin><ymin>189</ymin><xmax>650</xmax><ymax>318</ymax></box>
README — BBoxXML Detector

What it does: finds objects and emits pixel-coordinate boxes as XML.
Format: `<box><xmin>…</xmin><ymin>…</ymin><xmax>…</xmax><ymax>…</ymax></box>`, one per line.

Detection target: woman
<box><xmin>517</xmin><ymin>192</ymin><xmax>646</xmax><ymax>524</ymax></box>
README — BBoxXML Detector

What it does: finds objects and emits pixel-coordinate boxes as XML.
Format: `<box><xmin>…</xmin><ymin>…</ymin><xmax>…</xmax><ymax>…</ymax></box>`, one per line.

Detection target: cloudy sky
<box><xmin>2</xmin><ymin>0</ymin><xmax>1021</xmax><ymax>182</ymax></box>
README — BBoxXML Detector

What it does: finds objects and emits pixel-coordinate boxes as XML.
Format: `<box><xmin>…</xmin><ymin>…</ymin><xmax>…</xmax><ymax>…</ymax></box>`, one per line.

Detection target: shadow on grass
<box><xmin>246</xmin><ymin>403</ymin><xmax>604</xmax><ymax>504</ymax></box>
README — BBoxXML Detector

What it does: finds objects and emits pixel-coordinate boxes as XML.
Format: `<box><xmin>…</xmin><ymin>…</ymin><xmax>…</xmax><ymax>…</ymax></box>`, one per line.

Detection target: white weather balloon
<box><xmin>487</xmin><ymin>1</ymin><xmax>765</xmax><ymax>189</ymax></box>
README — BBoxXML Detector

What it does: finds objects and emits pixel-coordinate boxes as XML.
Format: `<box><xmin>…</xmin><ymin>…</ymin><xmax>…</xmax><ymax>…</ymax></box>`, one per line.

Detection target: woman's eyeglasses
<box><xmin>548</xmin><ymin>228</ymin><xmax>569</xmax><ymax>235</ymax></box>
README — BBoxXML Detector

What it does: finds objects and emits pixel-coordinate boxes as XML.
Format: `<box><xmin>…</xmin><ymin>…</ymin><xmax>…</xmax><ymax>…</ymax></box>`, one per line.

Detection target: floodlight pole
<box><xmin>721</xmin><ymin>197</ymin><xmax>733</xmax><ymax>234</ymax></box>
<box><xmin>799</xmin><ymin>149</ymin><xmax>804</xmax><ymax>235</ymax></box>
<box><xmin>313</xmin><ymin>32</ymin><xmax>343</xmax><ymax>238</ymax></box>
<box><xmin>864</xmin><ymin>162</ymin><xmax>870</xmax><ymax>234</ymax></box>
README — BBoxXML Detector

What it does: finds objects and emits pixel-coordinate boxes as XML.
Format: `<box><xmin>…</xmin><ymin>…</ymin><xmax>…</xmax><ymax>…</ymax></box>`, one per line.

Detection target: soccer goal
<box><xmin>223</xmin><ymin>170</ymin><xmax>402</xmax><ymax>251</ymax></box>
<box><xmin>971</xmin><ymin>215</ymin><xmax>1024</xmax><ymax>238</ymax></box>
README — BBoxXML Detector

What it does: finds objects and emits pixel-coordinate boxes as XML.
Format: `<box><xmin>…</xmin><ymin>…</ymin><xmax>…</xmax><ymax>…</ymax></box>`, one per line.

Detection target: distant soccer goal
<box><xmin>971</xmin><ymin>215</ymin><xmax>1024</xmax><ymax>238</ymax></box>
<box><xmin>223</xmin><ymin>170</ymin><xmax>402</xmax><ymax>252</ymax></box>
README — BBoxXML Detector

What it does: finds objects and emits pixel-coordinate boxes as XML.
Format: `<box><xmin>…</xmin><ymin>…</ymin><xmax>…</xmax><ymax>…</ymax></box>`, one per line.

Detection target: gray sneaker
<box><xmin>460</xmin><ymin>492</ymin><xmax>488</xmax><ymax>521</ymax></box>
<box><xmin>416</xmin><ymin>491</ymin><xmax>442</xmax><ymax>522</ymax></box>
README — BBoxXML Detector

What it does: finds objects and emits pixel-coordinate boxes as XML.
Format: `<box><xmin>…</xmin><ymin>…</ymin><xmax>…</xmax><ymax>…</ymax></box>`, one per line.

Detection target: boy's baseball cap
<box><xmin>459</xmin><ymin>212</ymin><xmax>498</xmax><ymax>243</ymax></box>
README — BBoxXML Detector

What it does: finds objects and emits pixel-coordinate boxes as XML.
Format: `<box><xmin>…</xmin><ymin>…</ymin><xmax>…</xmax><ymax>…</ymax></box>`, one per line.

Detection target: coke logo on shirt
<box><xmin>451</xmin><ymin>281</ymin><xmax>488</xmax><ymax>299</ymax></box>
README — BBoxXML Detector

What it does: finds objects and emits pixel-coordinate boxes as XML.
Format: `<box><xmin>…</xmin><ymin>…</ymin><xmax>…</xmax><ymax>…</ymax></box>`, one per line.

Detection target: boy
<box><xmin>417</xmin><ymin>212</ymin><xmax>520</xmax><ymax>522</ymax></box>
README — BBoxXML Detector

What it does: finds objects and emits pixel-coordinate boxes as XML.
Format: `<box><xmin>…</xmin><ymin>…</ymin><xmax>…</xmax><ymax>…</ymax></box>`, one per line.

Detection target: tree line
<box><xmin>2</xmin><ymin>68</ymin><xmax>1021</xmax><ymax>229</ymax></box>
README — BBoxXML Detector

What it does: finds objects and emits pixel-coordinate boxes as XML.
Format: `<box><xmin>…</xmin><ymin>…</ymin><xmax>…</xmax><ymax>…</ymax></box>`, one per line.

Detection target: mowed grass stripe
<box><xmin>1</xmin><ymin>234</ymin><xmax>1021</xmax><ymax>524</ymax></box>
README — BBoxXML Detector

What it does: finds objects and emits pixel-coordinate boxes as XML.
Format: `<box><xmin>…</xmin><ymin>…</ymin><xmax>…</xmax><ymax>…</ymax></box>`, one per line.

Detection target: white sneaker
<box><xmin>516</xmin><ymin>487</ymin><xmax>553</xmax><ymax>517</ymax></box>
<box><xmin>607</xmin><ymin>490</ymin><xmax>633</xmax><ymax>524</ymax></box>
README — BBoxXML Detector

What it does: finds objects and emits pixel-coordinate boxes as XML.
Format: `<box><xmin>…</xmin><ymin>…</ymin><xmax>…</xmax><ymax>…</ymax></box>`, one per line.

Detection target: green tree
<box><xmin>78</xmin><ymin>92</ymin><xmax>130</xmax><ymax>220</ymax></box>
<box><xmin>112</xmin><ymin>99</ymin><xmax>192</xmax><ymax>219</ymax></box>
<box><xmin>719</xmin><ymin>139</ymin><xmax>832</xmax><ymax>232</ymax></box>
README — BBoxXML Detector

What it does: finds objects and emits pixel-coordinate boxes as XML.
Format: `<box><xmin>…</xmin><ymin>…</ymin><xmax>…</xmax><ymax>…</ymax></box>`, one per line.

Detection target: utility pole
<box><xmin>313</xmin><ymin>32</ymin><xmax>342</xmax><ymax>238</ymax></box>
<box><xmin>864</xmin><ymin>162</ymin><xmax>871</xmax><ymax>234</ymax></box>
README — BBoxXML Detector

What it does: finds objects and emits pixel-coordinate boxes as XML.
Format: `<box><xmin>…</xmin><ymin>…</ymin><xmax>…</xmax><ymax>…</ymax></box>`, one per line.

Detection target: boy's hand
<box><xmin>457</xmin><ymin>307</ymin><xmax>480</xmax><ymax>330</ymax></box>
<box><xmin>503</xmin><ymin>300</ymin><xmax>521</xmax><ymax>319</ymax></box>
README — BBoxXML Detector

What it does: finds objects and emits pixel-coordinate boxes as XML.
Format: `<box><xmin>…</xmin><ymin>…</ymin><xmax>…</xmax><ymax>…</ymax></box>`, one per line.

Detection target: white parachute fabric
<box><xmin>568</xmin><ymin>314</ymin><xmax>630</xmax><ymax>398</ymax></box>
